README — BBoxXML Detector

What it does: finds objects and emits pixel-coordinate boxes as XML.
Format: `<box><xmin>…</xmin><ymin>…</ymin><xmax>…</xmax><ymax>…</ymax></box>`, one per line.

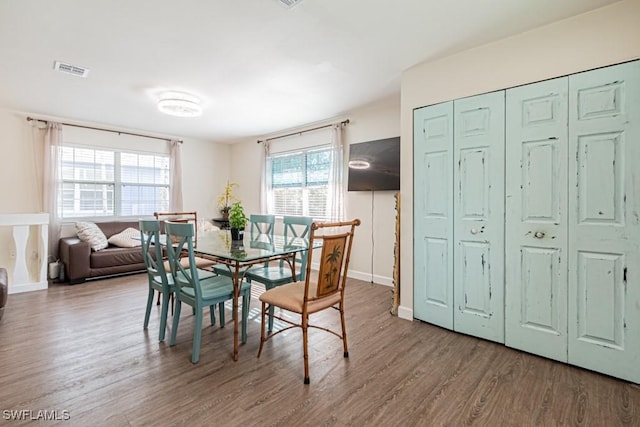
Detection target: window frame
<box><xmin>267</xmin><ymin>144</ymin><xmax>333</xmax><ymax>221</ymax></box>
<box><xmin>58</xmin><ymin>143</ymin><xmax>171</xmax><ymax>221</ymax></box>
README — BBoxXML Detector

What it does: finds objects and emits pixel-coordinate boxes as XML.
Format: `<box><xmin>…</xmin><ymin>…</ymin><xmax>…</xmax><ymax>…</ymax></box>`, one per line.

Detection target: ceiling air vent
<box><xmin>53</xmin><ymin>60</ymin><xmax>90</xmax><ymax>78</ymax></box>
<box><xmin>277</xmin><ymin>0</ymin><xmax>304</xmax><ymax>8</ymax></box>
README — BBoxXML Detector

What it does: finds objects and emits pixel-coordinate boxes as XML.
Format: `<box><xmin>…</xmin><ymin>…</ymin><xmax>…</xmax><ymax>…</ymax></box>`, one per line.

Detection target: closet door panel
<box><xmin>414</xmin><ymin>102</ymin><xmax>454</xmax><ymax>328</ymax></box>
<box><xmin>453</xmin><ymin>92</ymin><xmax>505</xmax><ymax>342</ymax></box>
<box><xmin>568</xmin><ymin>60</ymin><xmax>640</xmax><ymax>383</ymax></box>
<box><xmin>505</xmin><ymin>78</ymin><xmax>569</xmax><ymax>362</ymax></box>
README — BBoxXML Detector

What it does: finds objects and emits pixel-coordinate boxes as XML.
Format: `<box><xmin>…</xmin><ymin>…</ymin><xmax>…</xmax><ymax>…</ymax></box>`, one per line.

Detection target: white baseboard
<box><xmin>397</xmin><ymin>305</ymin><xmax>413</xmax><ymax>321</ymax></box>
<box><xmin>347</xmin><ymin>269</ymin><xmax>393</xmax><ymax>287</ymax></box>
<box><xmin>310</xmin><ymin>262</ymin><xmax>393</xmax><ymax>287</ymax></box>
<box><xmin>308</xmin><ymin>262</ymin><xmax>409</xmax><ymax>319</ymax></box>
<box><xmin>9</xmin><ymin>281</ymin><xmax>48</xmax><ymax>294</ymax></box>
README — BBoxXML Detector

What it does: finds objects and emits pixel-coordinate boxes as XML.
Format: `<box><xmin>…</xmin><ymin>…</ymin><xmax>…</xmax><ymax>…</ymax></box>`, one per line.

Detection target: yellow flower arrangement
<box><xmin>217</xmin><ymin>181</ymin><xmax>238</xmax><ymax>215</ymax></box>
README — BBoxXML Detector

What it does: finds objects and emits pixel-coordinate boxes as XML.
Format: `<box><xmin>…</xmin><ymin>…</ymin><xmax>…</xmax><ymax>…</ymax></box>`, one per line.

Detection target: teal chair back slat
<box><xmin>283</xmin><ymin>215</ymin><xmax>313</xmax><ymax>281</ymax></box>
<box><xmin>284</xmin><ymin>215</ymin><xmax>313</xmax><ymax>239</ymax></box>
<box><xmin>251</xmin><ymin>214</ymin><xmax>275</xmax><ymax>268</ymax></box>
<box><xmin>250</xmin><ymin>214</ymin><xmax>275</xmax><ymax>236</ymax></box>
<box><xmin>164</xmin><ymin>221</ymin><xmax>200</xmax><ymax>299</ymax></box>
<box><xmin>140</xmin><ymin>220</ymin><xmax>166</xmax><ymax>278</ymax></box>
<box><xmin>140</xmin><ymin>219</ymin><xmax>172</xmax><ymax>341</ymax></box>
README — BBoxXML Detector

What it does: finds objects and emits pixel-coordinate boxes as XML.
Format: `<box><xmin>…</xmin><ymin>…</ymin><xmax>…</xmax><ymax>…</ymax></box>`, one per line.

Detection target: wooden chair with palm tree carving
<box><xmin>257</xmin><ymin>219</ymin><xmax>360</xmax><ymax>384</ymax></box>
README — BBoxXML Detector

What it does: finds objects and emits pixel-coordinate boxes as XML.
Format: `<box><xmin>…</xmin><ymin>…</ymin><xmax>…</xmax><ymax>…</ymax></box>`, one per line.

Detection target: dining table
<box><xmin>188</xmin><ymin>229</ymin><xmax>315</xmax><ymax>361</ymax></box>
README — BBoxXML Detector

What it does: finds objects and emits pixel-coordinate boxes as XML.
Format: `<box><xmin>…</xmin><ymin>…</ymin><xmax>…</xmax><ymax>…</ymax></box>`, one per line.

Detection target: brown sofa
<box><xmin>59</xmin><ymin>221</ymin><xmax>145</xmax><ymax>284</ymax></box>
<box><xmin>0</xmin><ymin>267</ymin><xmax>7</xmax><ymax>321</ymax></box>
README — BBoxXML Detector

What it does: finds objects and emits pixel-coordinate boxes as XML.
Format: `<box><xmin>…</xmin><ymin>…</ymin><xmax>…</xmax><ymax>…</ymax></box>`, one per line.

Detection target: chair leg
<box><xmin>302</xmin><ymin>313</ymin><xmax>310</xmax><ymax>384</ymax></box>
<box><xmin>340</xmin><ymin>303</ymin><xmax>349</xmax><ymax>358</ymax></box>
<box><xmin>219</xmin><ymin>302</ymin><xmax>225</xmax><ymax>327</ymax></box>
<box><xmin>268</xmin><ymin>305</ymin><xmax>275</xmax><ymax>333</ymax></box>
<box><xmin>156</xmin><ymin>291</ymin><xmax>161</xmax><ymax>306</ymax></box>
<box><xmin>241</xmin><ymin>292</ymin><xmax>249</xmax><ymax>343</ymax></box>
<box><xmin>144</xmin><ymin>287</ymin><xmax>154</xmax><ymax>329</ymax></box>
<box><xmin>210</xmin><ymin>305</ymin><xmax>216</xmax><ymax>326</ymax></box>
<box><xmin>257</xmin><ymin>301</ymin><xmax>267</xmax><ymax>358</ymax></box>
<box><xmin>169</xmin><ymin>300</ymin><xmax>182</xmax><ymax>346</ymax></box>
<box><xmin>192</xmin><ymin>307</ymin><xmax>203</xmax><ymax>364</ymax></box>
<box><xmin>170</xmin><ymin>293</ymin><xmax>175</xmax><ymax>316</ymax></box>
<box><xmin>266</xmin><ymin>283</ymin><xmax>275</xmax><ymax>333</ymax></box>
<box><xmin>159</xmin><ymin>291</ymin><xmax>170</xmax><ymax>342</ymax></box>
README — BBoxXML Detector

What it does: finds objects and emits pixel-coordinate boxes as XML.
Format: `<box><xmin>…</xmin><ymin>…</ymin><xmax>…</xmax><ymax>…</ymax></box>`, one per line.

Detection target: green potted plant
<box><xmin>228</xmin><ymin>202</ymin><xmax>248</xmax><ymax>241</ymax></box>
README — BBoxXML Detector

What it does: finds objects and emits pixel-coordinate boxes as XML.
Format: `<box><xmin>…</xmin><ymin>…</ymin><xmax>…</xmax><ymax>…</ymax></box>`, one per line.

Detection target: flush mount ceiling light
<box><xmin>157</xmin><ymin>91</ymin><xmax>202</xmax><ymax>118</ymax></box>
<box><xmin>276</xmin><ymin>0</ymin><xmax>304</xmax><ymax>8</ymax></box>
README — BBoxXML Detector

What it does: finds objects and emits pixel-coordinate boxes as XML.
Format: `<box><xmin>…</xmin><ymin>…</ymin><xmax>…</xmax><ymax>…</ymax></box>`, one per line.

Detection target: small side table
<box><xmin>212</xmin><ymin>217</ymin><xmax>230</xmax><ymax>230</ymax></box>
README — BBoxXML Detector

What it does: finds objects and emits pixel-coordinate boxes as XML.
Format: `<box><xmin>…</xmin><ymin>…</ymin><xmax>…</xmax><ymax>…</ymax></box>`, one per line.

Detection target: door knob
<box><xmin>534</xmin><ymin>231</ymin><xmax>545</xmax><ymax>238</ymax></box>
<box><xmin>470</xmin><ymin>228</ymin><xmax>478</xmax><ymax>234</ymax></box>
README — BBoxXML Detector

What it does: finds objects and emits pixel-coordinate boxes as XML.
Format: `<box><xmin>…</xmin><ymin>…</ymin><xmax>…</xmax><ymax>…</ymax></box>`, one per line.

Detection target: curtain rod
<box><xmin>26</xmin><ymin>117</ymin><xmax>183</xmax><ymax>144</ymax></box>
<box><xmin>257</xmin><ymin>119</ymin><xmax>349</xmax><ymax>144</ymax></box>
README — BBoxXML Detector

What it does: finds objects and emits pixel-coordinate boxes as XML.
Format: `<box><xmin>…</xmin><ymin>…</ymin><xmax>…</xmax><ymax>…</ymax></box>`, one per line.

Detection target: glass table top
<box><xmin>185</xmin><ymin>230</ymin><xmax>315</xmax><ymax>263</ymax></box>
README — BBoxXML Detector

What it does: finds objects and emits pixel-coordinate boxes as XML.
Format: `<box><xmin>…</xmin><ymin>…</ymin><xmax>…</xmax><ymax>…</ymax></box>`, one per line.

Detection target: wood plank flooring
<box><xmin>1</xmin><ymin>273</ymin><xmax>639</xmax><ymax>426</ymax></box>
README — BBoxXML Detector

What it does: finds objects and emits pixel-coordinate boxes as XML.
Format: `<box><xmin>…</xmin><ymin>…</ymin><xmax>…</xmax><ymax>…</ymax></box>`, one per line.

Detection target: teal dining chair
<box><xmin>165</xmin><ymin>221</ymin><xmax>252</xmax><ymax>363</ymax></box>
<box><xmin>140</xmin><ymin>219</ymin><xmax>174</xmax><ymax>342</ymax></box>
<box><xmin>212</xmin><ymin>214</ymin><xmax>275</xmax><ymax>278</ymax></box>
<box><xmin>244</xmin><ymin>215</ymin><xmax>313</xmax><ymax>332</ymax></box>
<box><xmin>140</xmin><ymin>219</ymin><xmax>216</xmax><ymax>342</ymax></box>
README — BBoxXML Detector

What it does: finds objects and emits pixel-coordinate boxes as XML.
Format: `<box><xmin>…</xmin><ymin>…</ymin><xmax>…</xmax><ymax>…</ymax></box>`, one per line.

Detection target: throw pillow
<box><xmin>75</xmin><ymin>221</ymin><xmax>108</xmax><ymax>251</ymax></box>
<box><xmin>107</xmin><ymin>227</ymin><xmax>142</xmax><ymax>248</ymax></box>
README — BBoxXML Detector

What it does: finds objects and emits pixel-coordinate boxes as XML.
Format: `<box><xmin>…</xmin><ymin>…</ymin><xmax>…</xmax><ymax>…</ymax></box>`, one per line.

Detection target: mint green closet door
<box><xmin>505</xmin><ymin>77</ymin><xmax>569</xmax><ymax>363</ymax></box>
<box><xmin>453</xmin><ymin>92</ymin><xmax>505</xmax><ymax>343</ymax></box>
<box><xmin>568</xmin><ymin>60</ymin><xmax>640</xmax><ymax>383</ymax></box>
<box><xmin>414</xmin><ymin>102</ymin><xmax>454</xmax><ymax>328</ymax></box>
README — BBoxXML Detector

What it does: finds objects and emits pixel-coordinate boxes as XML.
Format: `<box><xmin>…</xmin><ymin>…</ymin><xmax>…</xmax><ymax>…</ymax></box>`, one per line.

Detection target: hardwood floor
<box><xmin>1</xmin><ymin>273</ymin><xmax>639</xmax><ymax>426</ymax></box>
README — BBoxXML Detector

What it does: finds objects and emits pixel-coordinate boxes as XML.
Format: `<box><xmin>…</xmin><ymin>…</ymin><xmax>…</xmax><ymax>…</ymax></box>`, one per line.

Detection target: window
<box><xmin>269</xmin><ymin>146</ymin><xmax>332</xmax><ymax>220</ymax></box>
<box><xmin>59</xmin><ymin>146</ymin><xmax>170</xmax><ymax>218</ymax></box>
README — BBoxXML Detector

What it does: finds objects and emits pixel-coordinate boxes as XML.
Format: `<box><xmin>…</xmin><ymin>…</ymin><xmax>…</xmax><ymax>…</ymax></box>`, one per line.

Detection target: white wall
<box><xmin>229</xmin><ymin>95</ymin><xmax>401</xmax><ymax>285</ymax></box>
<box><xmin>399</xmin><ymin>0</ymin><xmax>640</xmax><ymax>320</ymax></box>
<box><xmin>0</xmin><ymin>108</ymin><xmax>230</xmax><ymax>269</ymax></box>
<box><xmin>344</xmin><ymin>97</ymin><xmax>400</xmax><ymax>285</ymax></box>
<box><xmin>0</xmin><ymin>110</ymin><xmax>42</xmax><ymax>275</ymax></box>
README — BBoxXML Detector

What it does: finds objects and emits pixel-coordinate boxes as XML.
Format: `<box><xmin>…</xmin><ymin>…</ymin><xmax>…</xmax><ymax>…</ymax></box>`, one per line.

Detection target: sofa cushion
<box><xmin>97</xmin><ymin>221</ymin><xmax>140</xmax><ymax>239</ymax></box>
<box><xmin>90</xmin><ymin>247</ymin><xmax>144</xmax><ymax>269</ymax></box>
<box><xmin>75</xmin><ymin>221</ymin><xmax>108</xmax><ymax>251</ymax></box>
<box><xmin>107</xmin><ymin>227</ymin><xmax>142</xmax><ymax>248</ymax></box>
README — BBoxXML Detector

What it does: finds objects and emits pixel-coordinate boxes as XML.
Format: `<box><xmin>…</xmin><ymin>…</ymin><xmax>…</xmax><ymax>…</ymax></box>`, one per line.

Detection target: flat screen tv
<box><xmin>347</xmin><ymin>136</ymin><xmax>400</xmax><ymax>191</ymax></box>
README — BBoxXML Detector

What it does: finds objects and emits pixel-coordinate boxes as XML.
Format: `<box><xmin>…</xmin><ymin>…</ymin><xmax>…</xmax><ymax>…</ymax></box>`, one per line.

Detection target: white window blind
<box><xmin>269</xmin><ymin>146</ymin><xmax>332</xmax><ymax>220</ymax></box>
<box><xmin>59</xmin><ymin>145</ymin><xmax>170</xmax><ymax>218</ymax></box>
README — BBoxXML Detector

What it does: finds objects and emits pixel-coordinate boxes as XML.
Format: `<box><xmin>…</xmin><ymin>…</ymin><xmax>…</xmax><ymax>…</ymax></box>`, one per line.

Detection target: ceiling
<box><xmin>0</xmin><ymin>0</ymin><xmax>618</xmax><ymax>142</ymax></box>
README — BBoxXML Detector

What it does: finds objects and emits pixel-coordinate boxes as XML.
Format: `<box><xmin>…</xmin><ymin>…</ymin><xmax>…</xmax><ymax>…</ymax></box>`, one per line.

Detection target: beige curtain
<box><xmin>328</xmin><ymin>124</ymin><xmax>345</xmax><ymax>221</ymax></box>
<box><xmin>259</xmin><ymin>140</ymin><xmax>271</xmax><ymax>213</ymax></box>
<box><xmin>40</xmin><ymin>122</ymin><xmax>63</xmax><ymax>259</ymax></box>
<box><xmin>168</xmin><ymin>140</ymin><xmax>183</xmax><ymax>211</ymax></box>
